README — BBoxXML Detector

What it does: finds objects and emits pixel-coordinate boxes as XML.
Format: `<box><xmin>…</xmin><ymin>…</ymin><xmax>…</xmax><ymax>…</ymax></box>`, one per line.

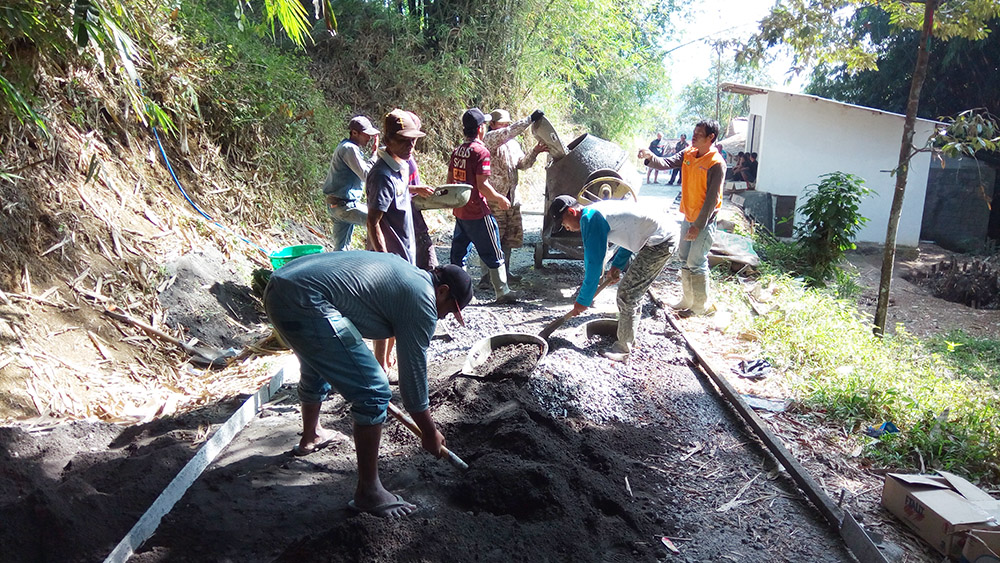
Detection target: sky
<box><xmin>662</xmin><ymin>0</ymin><xmax>810</xmax><ymax>95</ymax></box>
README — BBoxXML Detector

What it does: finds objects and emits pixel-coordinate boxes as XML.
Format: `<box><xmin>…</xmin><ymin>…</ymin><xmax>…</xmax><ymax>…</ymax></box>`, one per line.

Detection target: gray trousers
<box><xmin>616</xmin><ymin>239</ymin><xmax>675</xmax><ymax>348</ymax></box>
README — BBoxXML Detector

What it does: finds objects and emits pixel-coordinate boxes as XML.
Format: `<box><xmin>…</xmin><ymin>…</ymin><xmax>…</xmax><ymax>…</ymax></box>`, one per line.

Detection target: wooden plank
<box><xmin>103</xmin><ymin>358</ymin><xmax>290</xmax><ymax>563</ymax></box>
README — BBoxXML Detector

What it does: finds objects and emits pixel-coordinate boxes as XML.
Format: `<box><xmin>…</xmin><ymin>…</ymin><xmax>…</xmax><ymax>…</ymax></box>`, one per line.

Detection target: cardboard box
<box><xmin>881</xmin><ymin>471</ymin><xmax>1000</xmax><ymax>558</ymax></box>
<box><xmin>962</xmin><ymin>529</ymin><xmax>1000</xmax><ymax>563</ymax></box>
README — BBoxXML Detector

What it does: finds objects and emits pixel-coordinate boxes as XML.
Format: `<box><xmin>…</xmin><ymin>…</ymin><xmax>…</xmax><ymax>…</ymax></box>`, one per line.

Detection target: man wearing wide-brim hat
<box><xmin>366</xmin><ymin>108</ymin><xmax>435</xmax><ymax>374</ymax></box>
<box><xmin>481</xmin><ymin>108</ymin><xmax>548</xmax><ymax>285</ymax></box>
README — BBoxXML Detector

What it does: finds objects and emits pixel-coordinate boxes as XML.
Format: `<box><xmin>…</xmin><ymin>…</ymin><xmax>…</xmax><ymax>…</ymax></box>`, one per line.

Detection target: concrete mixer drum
<box><xmin>535</xmin><ymin>133</ymin><xmax>641</xmax><ymax>269</ymax></box>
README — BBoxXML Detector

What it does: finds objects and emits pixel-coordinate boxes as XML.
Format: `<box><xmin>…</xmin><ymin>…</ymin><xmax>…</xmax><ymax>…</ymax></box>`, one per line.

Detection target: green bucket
<box><xmin>269</xmin><ymin>244</ymin><xmax>324</xmax><ymax>269</ymax></box>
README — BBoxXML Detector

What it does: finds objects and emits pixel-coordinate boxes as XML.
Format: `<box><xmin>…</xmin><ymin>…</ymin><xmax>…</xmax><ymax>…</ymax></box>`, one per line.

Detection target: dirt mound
<box><xmin>0</xmin><ymin>400</ymin><xmax>240</xmax><ymax>563</ymax></box>
<box><xmin>119</xmin><ymin>276</ymin><xmax>853</xmax><ymax>563</ymax></box>
<box><xmin>275</xmin><ymin>378</ymin><xmax>668</xmax><ymax>562</ymax></box>
<box><xmin>158</xmin><ymin>245</ymin><xmax>269</xmax><ymax>350</ymax></box>
<box><xmin>903</xmin><ymin>255</ymin><xmax>1000</xmax><ymax>310</ymax></box>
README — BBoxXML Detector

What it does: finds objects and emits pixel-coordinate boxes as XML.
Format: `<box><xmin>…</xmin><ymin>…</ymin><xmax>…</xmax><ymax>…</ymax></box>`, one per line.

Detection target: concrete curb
<box><xmin>103</xmin><ymin>357</ymin><xmax>292</xmax><ymax>563</ymax></box>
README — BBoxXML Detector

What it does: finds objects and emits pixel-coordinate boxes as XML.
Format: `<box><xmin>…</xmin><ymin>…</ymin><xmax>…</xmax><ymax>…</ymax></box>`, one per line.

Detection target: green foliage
<box><xmin>933</xmin><ymin>109</ymin><xmax>1000</xmax><ymax>158</ymax></box>
<box><xmin>750</xmin><ymin>226</ymin><xmax>806</xmax><ymax>277</ymax></box>
<box><xmin>409</xmin><ymin>0</ymin><xmax>675</xmax><ymax>143</ymax></box>
<box><xmin>739</xmin><ymin>0</ymin><xmax>878</xmax><ymax>73</ymax></box>
<box><xmin>926</xmin><ymin>330</ymin><xmax>1000</xmax><ymax>384</ymax></box>
<box><xmin>0</xmin><ymin>0</ymin><xmax>330</xmax><ymax>138</ymax></box>
<box><xmin>831</xmin><ymin>267</ymin><xmax>864</xmax><ymax>300</ymax></box>
<box><xmin>0</xmin><ymin>0</ymin><xmax>169</xmax><ymax>130</ymax></box>
<box><xmin>749</xmin><ymin>173</ymin><xmax>872</xmax><ymax>286</ymax></box>
<box><xmin>553</xmin><ymin>0</ymin><xmax>671</xmax><ymax>140</ymax></box>
<box><xmin>0</xmin><ymin>74</ymin><xmax>47</xmax><ymax>134</ymax></box>
<box><xmin>169</xmin><ymin>0</ymin><xmax>341</xmax><ymax>219</ymax></box>
<box><xmin>675</xmin><ymin>41</ymin><xmax>773</xmax><ymax>136</ymax></box>
<box><xmin>720</xmin><ymin>274</ymin><xmax>1000</xmax><ymax>479</ymax></box>
<box><xmin>795</xmin><ymin>172</ymin><xmax>872</xmax><ymax>285</ymax></box>
<box><xmin>742</xmin><ymin>0</ymin><xmax>1000</xmax><ymax>74</ymax></box>
<box><xmin>806</xmin><ymin>10</ymin><xmax>1000</xmax><ymax>120</ymax></box>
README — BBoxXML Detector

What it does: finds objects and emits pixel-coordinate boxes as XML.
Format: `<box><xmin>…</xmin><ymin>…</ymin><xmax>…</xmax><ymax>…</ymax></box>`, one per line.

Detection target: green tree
<box><xmin>0</xmin><ymin>0</ymin><xmax>329</xmax><ymax>134</ymax></box>
<box><xmin>741</xmin><ymin>0</ymin><xmax>1000</xmax><ymax>335</ymax></box>
<box><xmin>675</xmin><ymin>41</ymin><xmax>772</xmax><ymax>136</ymax></box>
<box><xmin>806</xmin><ymin>10</ymin><xmax>1000</xmax><ymax>119</ymax></box>
<box><xmin>796</xmin><ymin>172</ymin><xmax>872</xmax><ymax>284</ymax></box>
<box><xmin>519</xmin><ymin>0</ymin><xmax>678</xmax><ymax>141</ymax></box>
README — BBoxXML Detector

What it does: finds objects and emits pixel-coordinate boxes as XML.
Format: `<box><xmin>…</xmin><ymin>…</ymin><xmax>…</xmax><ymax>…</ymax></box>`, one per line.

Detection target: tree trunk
<box><xmin>873</xmin><ymin>0</ymin><xmax>937</xmax><ymax>336</ymax></box>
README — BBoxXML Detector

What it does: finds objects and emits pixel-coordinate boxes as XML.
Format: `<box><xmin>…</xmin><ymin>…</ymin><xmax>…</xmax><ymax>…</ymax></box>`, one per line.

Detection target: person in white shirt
<box><xmin>546</xmin><ymin>196</ymin><xmax>676</xmax><ymax>362</ymax></box>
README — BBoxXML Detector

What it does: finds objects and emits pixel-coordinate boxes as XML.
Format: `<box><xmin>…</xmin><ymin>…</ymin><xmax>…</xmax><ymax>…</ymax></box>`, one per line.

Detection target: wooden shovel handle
<box><xmin>103</xmin><ymin>305</ymin><xmax>232</xmax><ymax>367</ymax></box>
<box><xmin>387</xmin><ymin>403</ymin><xmax>468</xmax><ymax>470</ymax></box>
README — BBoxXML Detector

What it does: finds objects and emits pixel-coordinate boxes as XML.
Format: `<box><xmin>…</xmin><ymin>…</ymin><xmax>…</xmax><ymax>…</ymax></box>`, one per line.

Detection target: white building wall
<box><xmin>750</xmin><ymin>92</ymin><xmax>936</xmax><ymax>246</ymax></box>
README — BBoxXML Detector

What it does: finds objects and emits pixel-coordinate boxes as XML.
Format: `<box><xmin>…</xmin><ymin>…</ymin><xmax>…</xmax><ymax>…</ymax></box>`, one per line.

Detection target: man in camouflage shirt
<box><xmin>482</xmin><ymin>108</ymin><xmax>547</xmax><ymax>283</ymax></box>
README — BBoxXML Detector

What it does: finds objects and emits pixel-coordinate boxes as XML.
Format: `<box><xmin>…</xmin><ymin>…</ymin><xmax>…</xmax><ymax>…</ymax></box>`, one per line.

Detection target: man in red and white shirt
<box><xmin>447</xmin><ymin>108</ymin><xmax>517</xmax><ymax>304</ymax></box>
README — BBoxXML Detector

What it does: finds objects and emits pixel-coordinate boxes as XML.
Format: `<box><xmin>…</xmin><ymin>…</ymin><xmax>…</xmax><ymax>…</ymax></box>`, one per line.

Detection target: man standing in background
<box><xmin>321</xmin><ymin>116</ymin><xmax>379</xmax><ymax>251</ymax></box>
<box><xmin>667</xmin><ymin>133</ymin><xmax>688</xmax><ymax>186</ymax></box>
<box><xmin>400</xmin><ymin>111</ymin><xmax>439</xmax><ymax>271</ymax></box>
<box><xmin>481</xmin><ymin>108</ymin><xmax>547</xmax><ymax>284</ymax></box>
<box><xmin>646</xmin><ymin>132</ymin><xmax>666</xmax><ymax>184</ymax></box>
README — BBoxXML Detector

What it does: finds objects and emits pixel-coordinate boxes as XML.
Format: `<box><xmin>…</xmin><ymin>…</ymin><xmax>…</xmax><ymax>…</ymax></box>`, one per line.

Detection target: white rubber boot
<box><xmin>670</xmin><ymin>270</ymin><xmax>694</xmax><ymax>311</ymax></box>
<box><xmin>502</xmin><ymin>245</ymin><xmax>521</xmax><ymax>283</ymax></box>
<box><xmin>489</xmin><ymin>267</ymin><xmax>518</xmax><ymax>304</ymax></box>
<box><xmin>477</xmin><ymin>258</ymin><xmax>491</xmax><ymax>289</ymax></box>
<box><xmin>688</xmin><ymin>272</ymin><xmax>717</xmax><ymax>316</ymax></box>
<box><xmin>601</xmin><ymin>340</ymin><xmax>630</xmax><ymax>363</ymax></box>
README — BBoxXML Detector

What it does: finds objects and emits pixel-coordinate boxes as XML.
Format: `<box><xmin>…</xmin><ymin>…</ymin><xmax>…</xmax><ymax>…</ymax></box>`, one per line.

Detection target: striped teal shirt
<box><xmin>267</xmin><ymin>251</ymin><xmax>436</xmax><ymax>412</ymax></box>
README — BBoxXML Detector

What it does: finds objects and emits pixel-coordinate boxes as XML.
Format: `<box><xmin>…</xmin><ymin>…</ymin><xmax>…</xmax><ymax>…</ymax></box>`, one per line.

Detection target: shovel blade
<box><xmin>538</xmin><ymin>311</ymin><xmax>573</xmax><ymax>340</ymax></box>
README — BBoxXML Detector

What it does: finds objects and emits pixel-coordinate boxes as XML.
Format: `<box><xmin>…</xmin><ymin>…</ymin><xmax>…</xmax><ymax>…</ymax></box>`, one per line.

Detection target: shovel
<box><xmin>538</xmin><ymin>277</ymin><xmax>614</xmax><ymax>340</ymax></box>
<box><xmin>103</xmin><ymin>305</ymin><xmax>237</xmax><ymax>368</ymax></box>
<box><xmin>387</xmin><ymin>403</ymin><xmax>469</xmax><ymax>470</ymax></box>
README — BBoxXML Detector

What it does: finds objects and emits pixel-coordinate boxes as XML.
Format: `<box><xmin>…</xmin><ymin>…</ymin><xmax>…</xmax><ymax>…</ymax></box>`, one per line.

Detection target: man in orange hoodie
<box><xmin>639</xmin><ymin>119</ymin><xmax>726</xmax><ymax>316</ymax></box>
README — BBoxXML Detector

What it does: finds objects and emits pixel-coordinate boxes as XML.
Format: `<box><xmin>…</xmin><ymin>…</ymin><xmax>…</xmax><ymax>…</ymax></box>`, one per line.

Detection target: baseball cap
<box><xmin>384</xmin><ymin>108</ymin><xmax>426</xmax><ymax>139</ymax></box>
<box><xmin>546</xmin><ymin>195</ymin><xmax>577</xmax><ymax>235</ymax></box>
<box><xmin>434</xmin><ymin>264</ymin><xmax>473</xmax><ymax>326</ymax></box>
<box><xmin>489</xmin><ymin>109</ymin><xmax>511</xmax><ymax>124</ymax></box>
<box><xmin>348</xmin><ymin>116</ymin><xmax>379</xmax><ymax>135</ymax></box>
<box><xmin>461</xmin><ymin>108</ymin><xmax>491</xmax><ymax>131</ymax></box>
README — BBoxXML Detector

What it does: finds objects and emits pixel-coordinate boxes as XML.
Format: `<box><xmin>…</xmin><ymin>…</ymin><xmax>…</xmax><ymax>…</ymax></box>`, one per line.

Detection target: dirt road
<box><xmin>1</xmin><ymin>192</ymin><xmax>858</xmax><ymax>562</ymax></box>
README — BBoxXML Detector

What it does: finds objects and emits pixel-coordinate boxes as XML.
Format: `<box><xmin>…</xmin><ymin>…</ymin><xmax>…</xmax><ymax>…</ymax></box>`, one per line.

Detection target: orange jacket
<box><xmin>679</xmin><ymin>146</ymin><xmax>726</xmax><ymax>224</ymax></box>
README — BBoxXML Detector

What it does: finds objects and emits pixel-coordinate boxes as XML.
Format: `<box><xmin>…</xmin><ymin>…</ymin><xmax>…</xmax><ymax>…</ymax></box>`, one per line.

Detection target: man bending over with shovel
<box><xmin>264</xmin><ymin>251</ymin><xmax>472</xmax><ymax>517</ymax></box>
<box><xmin>546</xmin><ymin>196</ymin><xmax>676</xmax><ymax>362</ymax></box>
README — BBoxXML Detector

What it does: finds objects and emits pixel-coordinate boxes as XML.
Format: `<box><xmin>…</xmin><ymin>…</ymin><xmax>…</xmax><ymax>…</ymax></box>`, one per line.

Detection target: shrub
<box><xmin>795</xmin><ymin>171</ymin><xmax>872</xmax><ymax>285</ymax></box>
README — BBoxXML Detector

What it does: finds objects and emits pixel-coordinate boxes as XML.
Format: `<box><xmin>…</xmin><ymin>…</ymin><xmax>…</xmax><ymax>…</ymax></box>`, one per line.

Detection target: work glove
<box><xmin>530</xmin><ymin>109</ymin><xmax>545</xmax><ymax>123</ymax></box>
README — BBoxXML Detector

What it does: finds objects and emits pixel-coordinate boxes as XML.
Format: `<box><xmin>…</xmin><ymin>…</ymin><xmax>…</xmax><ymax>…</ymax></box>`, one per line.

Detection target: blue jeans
<box><xmin>450</xmin><ymin>216</ymin><xmax>505</xmax><ymax>269</ymax></box>
<box><xmin>327</xmin><ymin>199</ymin><xmax>368</xmax><ymax>252</ymax></box>
<box><xmin>677</xmin><ymin>220</ymin><xmax>715</xmax><ymax>276</ymax></box>
<box><xmin>264</xmin><ymin>298</ymin><xmax>390</xmax><ymax>426</ymax></box>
